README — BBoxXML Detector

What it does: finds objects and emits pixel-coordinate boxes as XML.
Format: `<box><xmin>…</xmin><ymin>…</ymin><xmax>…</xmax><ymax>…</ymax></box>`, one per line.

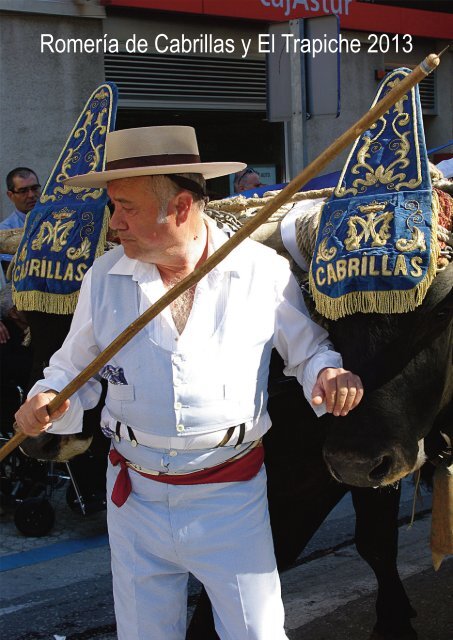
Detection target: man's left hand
<box><xmin>312</xmin><ymin>368</ymin><xmax>363</xmax><ymax>416</ymax></box>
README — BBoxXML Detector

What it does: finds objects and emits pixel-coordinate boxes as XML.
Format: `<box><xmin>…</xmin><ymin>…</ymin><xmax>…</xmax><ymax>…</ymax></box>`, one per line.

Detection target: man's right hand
<box><xmin>14</xmin><ymin>391</ymin><xmax>70</xmax><ymax>437</ymax></box>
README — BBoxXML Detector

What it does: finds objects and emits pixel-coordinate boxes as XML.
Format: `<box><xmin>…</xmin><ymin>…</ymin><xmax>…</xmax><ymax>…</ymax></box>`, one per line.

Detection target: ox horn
<box><xmin>0</xmin><ymin>51</ymin><xmax>443</xmax><ymax>462</ymax></box>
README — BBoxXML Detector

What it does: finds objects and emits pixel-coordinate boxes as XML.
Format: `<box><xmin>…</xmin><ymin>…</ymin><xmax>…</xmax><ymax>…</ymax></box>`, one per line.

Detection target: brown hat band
<box><xmin>106</xmin><ymin>153</ymin><xmax>201</xmax><ymax>171</ymax></box>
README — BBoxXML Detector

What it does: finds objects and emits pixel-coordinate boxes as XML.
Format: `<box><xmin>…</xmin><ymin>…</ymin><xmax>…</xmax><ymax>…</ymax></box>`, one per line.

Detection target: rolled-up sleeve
<box><xmin>273</xmin><ymin>262</ymin><xmax>342</xmax><ymax>416</ymax></box>
<box><xmin>27</xmin><ymin>269</ymin><xmax>102</xmax><ymax>434</ymax></box>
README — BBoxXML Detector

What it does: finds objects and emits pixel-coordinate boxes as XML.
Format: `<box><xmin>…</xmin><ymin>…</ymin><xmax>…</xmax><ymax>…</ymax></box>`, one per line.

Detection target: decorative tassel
<box><xmin>430</xmin><ymin>463</ymin><xmax>453</xmax><ymax>571</ymax></box>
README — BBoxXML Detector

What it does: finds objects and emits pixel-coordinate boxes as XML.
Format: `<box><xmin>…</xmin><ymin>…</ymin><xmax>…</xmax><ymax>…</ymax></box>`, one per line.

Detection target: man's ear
<box><xmin>6</xmin><ymin>190</ymin><xmax>14</xmax><ymax>203</ymax></box>
<box><xmin>173</xmin><ymin>191</ymin><xmax>193</xmax><ymax>226</ymax></box>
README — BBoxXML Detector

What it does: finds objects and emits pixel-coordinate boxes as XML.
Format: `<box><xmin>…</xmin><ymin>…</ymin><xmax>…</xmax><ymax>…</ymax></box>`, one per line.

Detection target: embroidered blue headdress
<box><xmin>12</xmin><ymin>82</ymin><xmax>118</xmax><ymax>314</ymax></box>
<box><xmin>309</xmin><ymin>68</ymin><xmax>439</xmax><ymax>320</ymax></box>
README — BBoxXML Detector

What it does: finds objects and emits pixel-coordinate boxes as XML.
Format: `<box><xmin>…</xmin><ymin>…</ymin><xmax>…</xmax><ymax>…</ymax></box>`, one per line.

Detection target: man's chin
<box><xmin>120</xmin><ymin>240</ymin><xmax>139</xmax><ymax>259</ymax></box>
<box><xmin>121</xmin><ymin>243</ymin><xmax>135</xmax><ymax>256</ymax></box>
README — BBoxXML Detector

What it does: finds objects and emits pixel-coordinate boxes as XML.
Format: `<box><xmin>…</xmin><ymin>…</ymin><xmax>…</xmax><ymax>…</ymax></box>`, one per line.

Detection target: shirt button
<box><xmin>176</xmin><ymin>424</ymin><xmax>185</xmax><ymax>433</ymax></box>
<box><xmin>169</xmin><ymin>450</ymin><xmax>177</xmax><ymax>457</ymax></box>
<box><xmin>174</xmin><ymin>402</ymin><xmax>182</xmax><ymax>410</ymax></box>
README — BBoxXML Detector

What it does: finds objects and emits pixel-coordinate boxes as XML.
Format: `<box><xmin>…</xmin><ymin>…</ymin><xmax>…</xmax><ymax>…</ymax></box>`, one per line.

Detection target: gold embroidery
<box><xmin>315</xmin><ymin>205</ymin><xmax>344</xmax><ymax>264</ymax></box>
<box><xmin>19</xmin><ymin>245</ymin><xmax>27</xmax><ymax>261</ymax></box>
<box><xmin>52</xmin><ymin>209</ymin><xmax>74</xmax><ymax>220</ymax></box>
<box><xmin>66</xmin><ymin>211</ymin><xmax>95</xmax><ymax>260</ymax></box>
<box><xmin>67</xmin><ymin>237</ymin><xmax>91</xmax><ymax>261</ymax></box>
<box><xmin>12</xmin><ymin>258</ymin><xmax>88</xmax><ymax>284</ymax></box>
<box><xmin>314</xmin><ymin>253</ymin><xmax>426</xmax><ymax>287</ymax></box>
<box><xmin>307</xmin><ymin>69</ymin><xmax>439</xmax><ymax>321</ymax></box>
<box><xmin>31</xmin><ymin>219</ymin><xmax>76</xmax><ymax>252</ymax></box>
<box><xmin>40</xmin><ymin>85</ymin><xmax>113</xmax><ymax>203</ymax></box>
<box><xmin>395</xmin><ymin>200</ymin><xmax>426</xmax><ymax>252</ymax></box>
<box><xmin>316</xmin><ymin>237</ymin><xmax>338</xmax><ymax>263</ymax></box>
<box><xmin>335</xmin><ymin>75</ymin><xmax>422</xmax><ymax>197</ymax></box>
<box><xmin>344</xmin><ymin>202</ymin><xmax>393</xmax><ymax>251</ymax></box>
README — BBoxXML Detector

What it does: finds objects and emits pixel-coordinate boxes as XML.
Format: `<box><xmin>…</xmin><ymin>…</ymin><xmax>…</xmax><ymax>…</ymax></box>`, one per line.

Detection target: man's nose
<box><xmin>109</xmin><ymin>205</ymin><xmax>127</xmax><ymax>229</ymax></box>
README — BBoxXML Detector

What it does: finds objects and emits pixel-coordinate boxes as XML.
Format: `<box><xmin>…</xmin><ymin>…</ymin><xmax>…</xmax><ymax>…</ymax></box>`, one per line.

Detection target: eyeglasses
<box><xmin>10</xmin><ymin>184</ymin><xmax>41</xmax><ymax>195</ymax></box>
<box><xmin>238</xmin><ymin>168</ymin><xmax>264</xmax><ymax>188</ymax></box>
<box><xmin>241</xmin><ymin>168</ymin><xmax>258</xmax><ymax>178</ymax></box>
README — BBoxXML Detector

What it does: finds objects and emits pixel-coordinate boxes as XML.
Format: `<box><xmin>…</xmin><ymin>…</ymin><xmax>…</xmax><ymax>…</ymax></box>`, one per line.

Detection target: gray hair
<box><xmin>148</xmin><ymin>174</ymin><xmax>207</xmax><ymax>222</ymax></box>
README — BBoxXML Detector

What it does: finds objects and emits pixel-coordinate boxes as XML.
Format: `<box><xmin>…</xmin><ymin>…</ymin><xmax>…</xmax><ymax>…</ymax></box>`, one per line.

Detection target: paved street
<box><xmin>0</xmin><ymin>475</ymin><xmax>451</xmax><ymax>640</ymax></box>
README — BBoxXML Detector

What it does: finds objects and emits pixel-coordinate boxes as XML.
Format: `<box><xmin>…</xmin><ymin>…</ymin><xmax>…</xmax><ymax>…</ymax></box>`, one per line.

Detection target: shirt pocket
<box><xmin>108</xmin><ymin>382</ymin><xmax>135</xmax><ymax>402</ymax></box>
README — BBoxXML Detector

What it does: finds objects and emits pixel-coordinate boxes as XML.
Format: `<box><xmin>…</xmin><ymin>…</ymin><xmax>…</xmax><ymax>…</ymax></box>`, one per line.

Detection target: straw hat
<box><xmin>64</xmin><ymin>126</ymin><xmax>246</xmax><ymax>188</ymax></box>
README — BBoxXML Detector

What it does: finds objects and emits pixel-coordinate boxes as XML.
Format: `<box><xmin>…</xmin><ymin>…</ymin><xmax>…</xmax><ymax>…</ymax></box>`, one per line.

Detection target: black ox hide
<box><xmin>323</xmin><ymin>261</ymin><xmax>453</xmax><ymax>488</ymax></box>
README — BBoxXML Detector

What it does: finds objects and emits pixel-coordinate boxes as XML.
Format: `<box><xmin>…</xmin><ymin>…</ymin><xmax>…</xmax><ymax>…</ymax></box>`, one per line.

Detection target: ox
<box><xmin>17</xmin><ymin>205</ymin><xmax>452</xmax><ymax>640</ymax></box>
<box><xmin>185</xmin><ymin>188</ymin><xmax>453</xmax><ymax>639</ymax></box>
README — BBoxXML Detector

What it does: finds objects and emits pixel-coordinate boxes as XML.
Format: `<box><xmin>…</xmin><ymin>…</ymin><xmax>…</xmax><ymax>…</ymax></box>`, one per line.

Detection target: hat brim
<box><xmin>63</xmin><ymin>162</ymin><xmax>246</xmax><ymax>188</ymax></box>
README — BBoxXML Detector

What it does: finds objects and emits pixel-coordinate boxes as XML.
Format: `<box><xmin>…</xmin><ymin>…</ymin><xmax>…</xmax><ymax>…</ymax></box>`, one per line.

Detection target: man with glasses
<box><xmin>233</xmin><ymin>167</ymin><xmax>264</xmax><ymax>193</ymax></box>
<box><xmin>0</xmin><ymin>167</ymin><xmax>41</xmax><ymax>229</ymax></box>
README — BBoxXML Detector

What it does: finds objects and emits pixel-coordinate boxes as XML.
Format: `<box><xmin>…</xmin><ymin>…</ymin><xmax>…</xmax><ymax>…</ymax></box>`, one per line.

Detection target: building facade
<box><xmin>0</xmin><ymin>0</ymin><xmax>452</xmax><ymax>216</ymax></box>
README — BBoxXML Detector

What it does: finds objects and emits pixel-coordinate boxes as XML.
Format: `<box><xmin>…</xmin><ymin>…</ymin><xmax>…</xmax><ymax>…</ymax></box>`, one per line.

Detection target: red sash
<box><xmin>109</xmin><ymin>446</ymin><xmax>264</xmax><ymax>507</ymax></box>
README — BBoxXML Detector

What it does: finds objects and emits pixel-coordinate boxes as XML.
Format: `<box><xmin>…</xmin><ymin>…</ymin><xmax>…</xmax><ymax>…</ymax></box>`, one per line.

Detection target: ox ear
<box><xmin>420</xmin><ymin>263</ymin><xmax>453</xmax><ymax>314</ymax></box>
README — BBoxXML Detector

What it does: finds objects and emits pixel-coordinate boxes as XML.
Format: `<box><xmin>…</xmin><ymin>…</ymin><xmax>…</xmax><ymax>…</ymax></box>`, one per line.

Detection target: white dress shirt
<box><xmin>30</xmin><ymin>216</ymin><xmax>342</xmax><ymax>473</ymax></box>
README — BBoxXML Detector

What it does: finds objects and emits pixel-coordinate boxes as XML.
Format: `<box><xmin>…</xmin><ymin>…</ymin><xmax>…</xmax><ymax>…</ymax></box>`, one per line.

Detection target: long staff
<box><xmin>0</xmin><ymin>52</ymin><xmax>443</xmax><ymax>462</ymax></box>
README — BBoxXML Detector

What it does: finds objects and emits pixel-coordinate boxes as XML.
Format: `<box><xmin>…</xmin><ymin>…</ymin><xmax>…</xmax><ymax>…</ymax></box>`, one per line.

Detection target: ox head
<box><xmin>322</xmin><ymin>262</ymin><xmax>453</xmax><ymax>488</ymax></box>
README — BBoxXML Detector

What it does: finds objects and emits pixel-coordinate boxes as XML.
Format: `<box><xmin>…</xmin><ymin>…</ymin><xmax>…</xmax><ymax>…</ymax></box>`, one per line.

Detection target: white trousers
<box><xmin>106</xmin><ymin>463</ymin><xmax>287</xmax><ymax>640</ymax></box>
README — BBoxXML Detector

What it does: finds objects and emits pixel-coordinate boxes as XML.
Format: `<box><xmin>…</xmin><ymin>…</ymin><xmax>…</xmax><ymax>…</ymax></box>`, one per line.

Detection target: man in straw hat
<box><xmin>15</xmin><ymin>125</ymin><xmax>363</xmax><ymax>639</ymax></box>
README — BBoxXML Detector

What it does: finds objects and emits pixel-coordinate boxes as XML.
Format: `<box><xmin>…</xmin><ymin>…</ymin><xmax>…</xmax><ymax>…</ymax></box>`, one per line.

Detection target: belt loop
<box><xmin>115</xmin><ymin>421</ymin><xmax>121</xmax><ymax>443</ymax></box>
<box><xmin>235</xmin><ymin>423</ymin><xmax>246</xmax><ymax>449</ymax></box>
<box><xmin>127</xmin><ymin>425</ymin><xmax>138</xmax><ymax>448</ymax></box>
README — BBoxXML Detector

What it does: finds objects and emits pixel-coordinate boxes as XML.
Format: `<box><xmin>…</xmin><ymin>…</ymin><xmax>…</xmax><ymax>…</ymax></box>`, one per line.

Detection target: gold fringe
<box><xmin>11</xmin><ymin>207</ymin><xmax>110</xmax><ymax>315</ymax></box>
<box><xmin>309</xmin><ymin>195</ymin><xmax>441</xmax><ymax>320</ymax></box>
<box><xmin>13</xmin><ymin>290</ymin><xmax>80</xmax><ymax>315</ymax></box>
<box><xmin>95</xmin><ymin>206</ymin><xmax>110</xmax><ymax>259</ymax></box>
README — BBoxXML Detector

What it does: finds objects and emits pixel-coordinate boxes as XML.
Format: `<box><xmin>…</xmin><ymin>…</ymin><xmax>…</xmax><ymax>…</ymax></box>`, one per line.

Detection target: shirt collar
<box><xmin>13</xmin><ymin>208</ymin><xmax>27</xmax><ymax>220</ymax></box>
<box><xmin>108</xmin><ymin>248</ymin><xmax>138</xmax><ymax>277</ymax></box>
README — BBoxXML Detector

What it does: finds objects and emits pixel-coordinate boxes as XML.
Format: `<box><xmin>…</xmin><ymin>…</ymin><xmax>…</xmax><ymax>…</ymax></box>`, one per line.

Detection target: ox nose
<box><xmin>368</xmin><ymin>454</ymin><xmax>393</xmax><ymax>483</ymax></box>
<box><xmin>323</xmin><ymin>451</ymin><xmax>394</xmax><ymax>487</ymax></box>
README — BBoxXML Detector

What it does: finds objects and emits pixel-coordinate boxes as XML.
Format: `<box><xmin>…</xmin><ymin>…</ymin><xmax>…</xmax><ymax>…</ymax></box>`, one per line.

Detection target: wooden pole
<box><xmin>1</xmin><ymin>53</ymin><xmax>441</xmax><ymax>462</ymax></box>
